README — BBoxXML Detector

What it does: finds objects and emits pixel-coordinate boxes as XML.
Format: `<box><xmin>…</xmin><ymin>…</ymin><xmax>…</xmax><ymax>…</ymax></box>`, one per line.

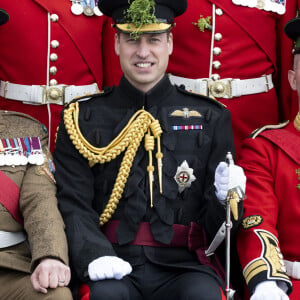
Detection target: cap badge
<box><xmin>125</xmin><ymin>0</ymin><xmax>158</xmax><ymax>38</ymax></box>
<box><xmin>174</xmin><ymin>160</ymin><xmax>196</xmax><ymax>193</ymax></box>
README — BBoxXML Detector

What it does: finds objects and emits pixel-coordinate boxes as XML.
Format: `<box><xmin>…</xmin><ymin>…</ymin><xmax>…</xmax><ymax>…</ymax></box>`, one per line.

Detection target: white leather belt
<box><xmin>0</xmin><ymin>230</ymin><xmax>26</xmax><ymax>248</ymax></box>
<box><xmin>284</xmin><ymin>259</ymin><xmax>300</xmax><ymax>279</ymax></box>
<box><xmin>168</xmin><ymin>74</ymin><xmax>273</xmax><ymax>99</ymax></box>
<box><xmin>0</xmin><ymin>81</ymin><xmax>99</xmax><ymax>105</ymax></box>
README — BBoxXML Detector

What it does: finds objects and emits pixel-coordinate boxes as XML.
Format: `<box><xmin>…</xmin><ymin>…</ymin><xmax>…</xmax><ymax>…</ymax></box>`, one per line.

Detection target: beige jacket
<box><xmin>0</xmin><ymin>110</ymin><xmax>68</xmax><ymax>273</ymax></box>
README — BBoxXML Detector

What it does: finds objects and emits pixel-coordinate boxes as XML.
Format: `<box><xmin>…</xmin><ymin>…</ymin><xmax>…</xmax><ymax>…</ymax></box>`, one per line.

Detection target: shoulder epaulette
<box><xmin>250</xmin><ymin>120</ymin><xmax>289</xmax><ymax>139</ymax></box>
<box><xmin>175</xmin><ymin>85</ymin><xmax>226</xmax><ymax>108</ymax></box>
<box><xmin>66</xmin><ymin>86</ymin><xmax>114</xmax><ymax>107</ymax></box>
<box><xmin>3</xmin><ymin>110</ymin><xmax>42</xmax><ymax>125</ymax></box>
<box><xmin>0</xmin><ymin>110</ymin><xmax>48</xmax><ymax>135</ymax></box>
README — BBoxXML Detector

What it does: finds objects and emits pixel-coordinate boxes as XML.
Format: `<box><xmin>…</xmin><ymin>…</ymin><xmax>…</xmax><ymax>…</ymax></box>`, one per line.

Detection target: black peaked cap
<box><xmin>98</xmin><ymin>0</ymin><xmax>187</xmax><ymax>24</ymax></box>
<box><xmin>0</xmin><ymin>9</ymin><xmax>9</xmax><ymax>25</ymax></box>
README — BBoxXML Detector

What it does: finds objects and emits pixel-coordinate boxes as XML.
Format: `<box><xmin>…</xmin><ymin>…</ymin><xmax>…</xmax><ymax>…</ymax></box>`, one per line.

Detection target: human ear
<box><xmin>168</xmin><ymin>32</ymin><xmax>173</xmax><ymax>55</ymax></box>
<box><xmin>288</xmin><ymin>70</ymin><xmax>297</xmax><ymax>91</ymax></box>
<box><xmin>114</xmin><ymin>33</ymin><xmax>120</xmax><ymax>56</ymax></box>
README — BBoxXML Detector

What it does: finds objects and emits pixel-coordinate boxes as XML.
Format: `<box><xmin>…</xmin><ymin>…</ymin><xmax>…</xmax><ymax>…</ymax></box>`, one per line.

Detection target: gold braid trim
<box><xmin>64</xmin><ymin>102</ymin><xmax>162</xmax><ymax>226</ymax></box>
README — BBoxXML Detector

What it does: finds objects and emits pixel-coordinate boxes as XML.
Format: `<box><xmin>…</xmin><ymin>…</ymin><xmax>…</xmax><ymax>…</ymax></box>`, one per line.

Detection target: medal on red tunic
<box><xmin>94</xmin><ymin>4</ymin><xmax>103</xmax><ymax>16</ymax></box>
<box><xmin>71</xmin><ymin>0</ymin><xmax>84</xmax><ymax>15</ymax></box>
<box><xmin>232</xmin><ymin>0</ymin><xmax>286</xmax><ymax>15</ymax></box>
<box><xmin>83</xmin><ymin>0</ymin><xmax>94</xmax><ymax>16</ymax></box>
<box><xmin>70</xmin><ymin>0</ymin><xmax>102</xmax><ymax>16</ymax></box>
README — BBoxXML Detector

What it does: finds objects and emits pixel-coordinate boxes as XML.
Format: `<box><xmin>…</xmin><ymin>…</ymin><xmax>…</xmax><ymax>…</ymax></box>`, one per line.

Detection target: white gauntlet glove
<box><xmin>251</xmin><ymin>281</ymin><xmax>289</xmax><ymax>300</ymax></box>
<box><xmin>88</xmin><ymin>256</ymin><xmax>132</xmax><ymax>281</ymax></box>
<box><xmin>214</xmin><ymin>161</ymin><xmax>246</xmax><ymax>203</ymax></box>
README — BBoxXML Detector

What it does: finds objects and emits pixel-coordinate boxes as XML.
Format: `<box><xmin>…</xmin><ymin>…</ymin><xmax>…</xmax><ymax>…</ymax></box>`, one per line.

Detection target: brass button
<box><xmin>50</xmin><ymin>53</ymin><xmax>58</xmax><ymax>62</ymax></box>
<box><xmin>214</xmin><ymin>33</ymin><xmax>222</xmax><ymax>41</ymax></box>
<box><xmin>50</xmin><ymin>14</ymin><xmax>59</xmax><ymax>22</ymax></box>
<box><xmin>50</xmin><ymin>40</ymin><xmax>59</xmax><ymax>49</ymax></box>
<box><xmin>213</xmin><ymin>61</ymin><xmax>221</xmax><ymax>70</ymax></box>
<box><xmin>50</xmin><ymin>79</ymin><xmax>57</xmax><ymax>86</ymax></box>
<box><xmin>213</xmin><ymin>47</ymin><xmax>221</xmax><ymax>56</ymax></box>
<box><xmin>50</xmin><ymin>66</ymin><xmax>57</xmax><ymax>75</ymax></box>
<box><xmin>256</xmin><ymin>0</ymin><xmax>265</xmax><ymax>9</ymax></box>
<box><xmin>211</xmin><ymin>74</ymin><xmax>220</xmax><ymax>81</ymax></box>
<box><xmin>216</xmin><ymin>8</ymin><xmax>223</xmax><ymax>16</ymax></box>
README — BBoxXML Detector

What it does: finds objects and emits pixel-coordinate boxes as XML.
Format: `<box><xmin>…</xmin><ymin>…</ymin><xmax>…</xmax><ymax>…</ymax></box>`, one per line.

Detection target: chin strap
<box><xmin>64</xmin><ymin>102</ymin><xmax>163</xmax><ymax>225</ymax></box>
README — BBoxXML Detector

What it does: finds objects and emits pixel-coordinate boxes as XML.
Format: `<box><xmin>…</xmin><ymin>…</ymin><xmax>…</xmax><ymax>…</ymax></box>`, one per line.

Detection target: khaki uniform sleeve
<box><xmin>19</xmin><ymin>131</ymin><xmax>69</xmax><ymax>271</ymax></box>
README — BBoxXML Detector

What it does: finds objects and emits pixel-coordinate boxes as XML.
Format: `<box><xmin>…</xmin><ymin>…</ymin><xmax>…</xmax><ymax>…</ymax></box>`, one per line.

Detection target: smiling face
<box><xmin>115</xmin><ymin>31</ymin><xmax>173</xmax><ymax>93</ymax></box>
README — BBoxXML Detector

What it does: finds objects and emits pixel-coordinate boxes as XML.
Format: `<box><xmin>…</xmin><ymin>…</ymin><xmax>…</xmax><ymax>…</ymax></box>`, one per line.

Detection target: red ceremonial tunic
<box><xmin>0</xmin><ymin>0</ymin><xmax>122</xmax><ymax>152</ymax></box>
<box><xmin>237</xmin><ymin>122</ymin><xmax>300</xmax><ymax>298</ymax></box>
<box><xmin>167</xmin><ymin>0</ymin><xmax>299</xmax><ymax>158</ymax></box>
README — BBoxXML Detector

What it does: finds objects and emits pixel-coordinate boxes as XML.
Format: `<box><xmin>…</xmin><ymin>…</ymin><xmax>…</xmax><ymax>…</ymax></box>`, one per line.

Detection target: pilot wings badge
<box><xmin>170</xmin><ymin>108</ymin><xmax>202</xmax><ymax>119</ymax></box>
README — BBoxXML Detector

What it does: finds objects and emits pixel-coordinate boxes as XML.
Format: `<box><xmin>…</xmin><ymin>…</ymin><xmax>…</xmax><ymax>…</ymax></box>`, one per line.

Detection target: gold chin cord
<box><xmin>294</xmin><ymin>111</ymin><xmax>300</xmax><ymax>131</ymax></box>
<box><xmin>64</xmin><ymin>102</ymin><xmax>163</xmax><ymax>226</ymax></box>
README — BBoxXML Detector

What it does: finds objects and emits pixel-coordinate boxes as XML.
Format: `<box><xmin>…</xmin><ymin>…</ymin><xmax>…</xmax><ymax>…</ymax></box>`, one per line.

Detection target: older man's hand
<box><xmin>31</xmin><ymin>258</ymin><xmax>71</xmax><ymax>293</ymax></box>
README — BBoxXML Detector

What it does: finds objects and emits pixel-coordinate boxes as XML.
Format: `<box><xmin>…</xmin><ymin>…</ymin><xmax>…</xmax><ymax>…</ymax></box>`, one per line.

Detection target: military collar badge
<box><xmin>71</xmin><ymin>0</ymin><xmax>103</xmax><ymax>16</ymax></box>
<box><xmin>174</xmin><ymin>160</ymin><xmax>196</xmax><ymax>193</ymax></box>
<box><xmin>170</xmin><ymin>108</ymin><xmax>202</xmax><ymax>119</ymax></box>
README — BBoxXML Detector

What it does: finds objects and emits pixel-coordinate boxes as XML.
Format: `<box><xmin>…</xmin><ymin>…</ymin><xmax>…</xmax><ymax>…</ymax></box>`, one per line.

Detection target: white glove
<box><xmin>214</xmin><ymin>161</ymin><xmax>246</xmax><ymax>202</ymax></box>
<box><xmin>251</xmin><ymin>281</ymin><xmax>289</xmax><ymax>300</ymax></box>
<box><xmin>88</xmin><ymin>256</ymin><xmax>132</xmax><ymax>281</ymax></box>
<box><xmin>284</xmin><ymin>259</ymin><xmax>300</xmax><ymax>279</ymax></box>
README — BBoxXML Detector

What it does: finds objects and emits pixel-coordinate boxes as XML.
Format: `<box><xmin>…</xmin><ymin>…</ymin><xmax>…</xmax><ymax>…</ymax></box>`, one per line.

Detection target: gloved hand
<box><xmin>250</xmin><ymin>281</ymin><xmax>289</xmax><ymax>300</ymax></box>
<box><xmin>88</xmin><ymin>256</ymin><xmax>132</xmax><ymax>281</ymax></box>
<box><xmin>214</xmin><ymin>161</ymin><xmax>246</xmax><ymax>203</ymax></box>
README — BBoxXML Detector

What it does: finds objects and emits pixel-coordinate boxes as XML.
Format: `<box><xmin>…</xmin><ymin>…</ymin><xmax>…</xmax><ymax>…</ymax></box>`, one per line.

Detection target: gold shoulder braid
<box><xmin>64</xmin><ymin>102</ymin><xmax>163</xmax><ymax>225</ymax></box>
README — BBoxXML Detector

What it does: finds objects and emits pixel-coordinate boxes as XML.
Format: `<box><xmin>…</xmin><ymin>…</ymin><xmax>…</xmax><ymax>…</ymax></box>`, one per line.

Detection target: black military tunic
<box><xmin>54</xmin><ymin>74</ymin><xmax>242</xmax><ymax>295</ymax></box>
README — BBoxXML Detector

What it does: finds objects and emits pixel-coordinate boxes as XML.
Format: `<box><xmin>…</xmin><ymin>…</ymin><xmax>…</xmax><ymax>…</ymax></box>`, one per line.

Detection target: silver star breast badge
<box><xmin>174</xmin><ymin>160</ymin><xmax>196</xmax><ymax>193</ymax></box>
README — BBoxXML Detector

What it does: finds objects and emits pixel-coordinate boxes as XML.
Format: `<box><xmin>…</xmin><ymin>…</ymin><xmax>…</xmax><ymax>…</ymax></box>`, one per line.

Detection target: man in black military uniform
<box><xmin>53</xmin><ymin>0</ymin><xmax>246</xmax><ymax>299</ymax></box>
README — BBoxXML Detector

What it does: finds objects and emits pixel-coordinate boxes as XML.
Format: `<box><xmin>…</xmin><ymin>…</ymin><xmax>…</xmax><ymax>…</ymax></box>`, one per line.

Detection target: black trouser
<box><xmin>81</xmin><ymin>261</ymin><xmax>225</xmax><ymax>300</ymax></box>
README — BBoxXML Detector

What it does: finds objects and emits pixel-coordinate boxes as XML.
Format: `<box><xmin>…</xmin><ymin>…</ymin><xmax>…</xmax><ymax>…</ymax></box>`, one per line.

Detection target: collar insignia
<box><xmin>170</xmin><ymin>108</ymin><xmax>202</xmax><ymax>119</ymax></box>
<box><xmin>174</xmin><ymin>160</ymin><xmax>196</xmax><ymax>193</ymax></box>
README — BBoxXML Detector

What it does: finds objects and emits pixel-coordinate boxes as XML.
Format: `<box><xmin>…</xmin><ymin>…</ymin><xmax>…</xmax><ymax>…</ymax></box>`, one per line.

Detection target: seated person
<box><xmin>0</xmin><ymin>9</ymin><xmax>72</xmax><ymax>300</ymax></box>
<box><xmin>237</xmin><ymin>15</ymin><xmax>300</xmax><ymax>300</ymax></box>
<box><xmin>54</xmin><ymin>0</ymin><xmax>246</xmax><ymax>299</ymax></box>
